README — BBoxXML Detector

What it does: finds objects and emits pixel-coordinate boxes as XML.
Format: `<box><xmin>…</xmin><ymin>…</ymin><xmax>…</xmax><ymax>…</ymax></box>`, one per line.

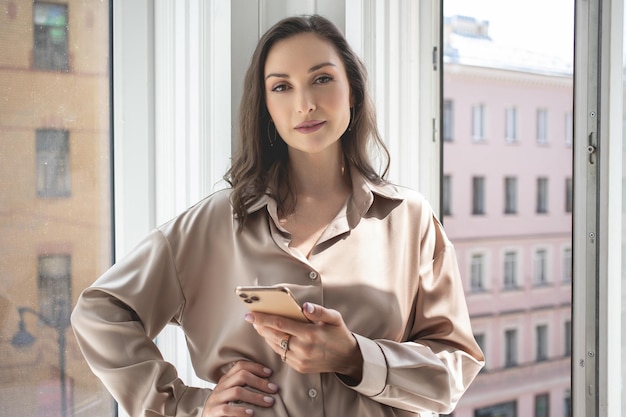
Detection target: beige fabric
<box><xmin>71</xmin><ymin>168</ymin><xmax>484</xmax><ymax>417</ymax></box>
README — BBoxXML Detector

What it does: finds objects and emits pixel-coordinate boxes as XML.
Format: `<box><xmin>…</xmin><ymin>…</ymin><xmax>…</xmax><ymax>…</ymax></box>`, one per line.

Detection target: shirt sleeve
<box><xmin>340</xmin><ymin>213</ymin><xmax>485</xmax><ymax>415</ymax></box>
<box><xmin>70</xmin><ymin>229</ymin><xmax>212</xmax><ymax>417</ymax></box>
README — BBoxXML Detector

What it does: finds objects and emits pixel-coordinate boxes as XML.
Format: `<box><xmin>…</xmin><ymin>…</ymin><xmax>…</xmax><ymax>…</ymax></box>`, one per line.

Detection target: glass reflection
<box><xmin>0</xmin><ymin>1</ymin><xmax>114</xmax><ymax>415</ymax></box>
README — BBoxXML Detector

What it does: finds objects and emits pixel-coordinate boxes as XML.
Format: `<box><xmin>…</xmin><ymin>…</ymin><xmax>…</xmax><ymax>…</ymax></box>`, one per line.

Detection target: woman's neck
<box><xmin>287</xmin><ymin>148</ymin><xmax>350</xmax><ymax>198</ymax></box>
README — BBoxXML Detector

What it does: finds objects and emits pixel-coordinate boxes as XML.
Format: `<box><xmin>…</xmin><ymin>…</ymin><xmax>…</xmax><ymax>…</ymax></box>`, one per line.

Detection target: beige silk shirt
<box><xmin>71</xmin><ymin>169</ymin><xmax>484</xmax><ymax>417</ymax></box>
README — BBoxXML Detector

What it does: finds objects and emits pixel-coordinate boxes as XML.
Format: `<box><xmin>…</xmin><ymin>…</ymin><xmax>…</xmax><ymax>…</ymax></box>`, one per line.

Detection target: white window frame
<box><xmin>469</xmin><ymin>251</ymin><xmax>487</xmax><ymax>292</ymax></box>
<box><xmin>573</xmin><ymin>0</ymin><xmax>623</xmax><ymax>415</ymax></box>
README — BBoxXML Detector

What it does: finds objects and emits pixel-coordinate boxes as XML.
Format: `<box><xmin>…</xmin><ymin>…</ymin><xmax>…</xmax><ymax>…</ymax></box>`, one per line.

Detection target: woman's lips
<box><xmin>295</xmin><ymin>120</ymin><xmax>325</xmax><ymax>134</ymax></box>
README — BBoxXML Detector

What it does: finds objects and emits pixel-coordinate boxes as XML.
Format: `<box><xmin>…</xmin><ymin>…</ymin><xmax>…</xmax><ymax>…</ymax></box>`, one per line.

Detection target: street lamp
<box><xmin>11</xmin><ymin>299</ymin><xmax>70</xmax><ymax>417</ymax></box>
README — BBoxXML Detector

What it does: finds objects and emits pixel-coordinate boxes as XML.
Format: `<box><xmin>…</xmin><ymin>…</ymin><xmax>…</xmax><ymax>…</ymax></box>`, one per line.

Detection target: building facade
<box><xmin>442</xmin><ymin>16</ymin><xmax>573</xmax><ymax>417</ymax></box>
<box><xmin>0</xmin><ymin>1</ymin><xmax>114</xmax><ymax>415</ymax></box>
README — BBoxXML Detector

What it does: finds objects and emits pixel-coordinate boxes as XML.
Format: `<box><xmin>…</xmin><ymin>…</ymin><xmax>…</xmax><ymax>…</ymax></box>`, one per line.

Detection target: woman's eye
<box><xmin>314</xmin><ymin>75</ymin><xmax>333</xmax><ymax>84</ymax></box>
<box><xmin>271</xmin><ymin>84</ymin><xmax>289</xmax><ymax>92</ymax></box>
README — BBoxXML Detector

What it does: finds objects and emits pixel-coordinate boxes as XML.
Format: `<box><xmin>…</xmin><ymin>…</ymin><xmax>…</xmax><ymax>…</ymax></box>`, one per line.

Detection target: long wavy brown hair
<box><xmin>224</xmin><ymin>15</ymin><xmax>390</xmax><ymax>228</ymax></box>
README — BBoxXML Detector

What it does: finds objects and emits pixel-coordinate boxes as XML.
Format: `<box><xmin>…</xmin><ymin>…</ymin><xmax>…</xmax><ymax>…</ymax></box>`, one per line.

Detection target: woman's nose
<box><xmin>295</xmin><ymin>90</ymin><xmax>316</xmax><ymax>113</ymax></box>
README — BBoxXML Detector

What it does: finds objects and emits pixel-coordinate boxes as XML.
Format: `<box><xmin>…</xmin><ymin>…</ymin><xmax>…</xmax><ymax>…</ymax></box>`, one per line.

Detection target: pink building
<box><xmin>442</xmin><ymin>16</ymin><xmax>573</xmax><ymax>417</ymax></box>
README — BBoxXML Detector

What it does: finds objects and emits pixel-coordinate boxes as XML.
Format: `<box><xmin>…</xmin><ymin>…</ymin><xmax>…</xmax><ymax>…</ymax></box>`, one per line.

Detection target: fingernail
<box><xmin>263</xmin><ymin>367</ymin><xmax>273</xmax><ymax>375</ymax></box>
<box><xmin>245</xmin><ymin>409</ymin><xmax>254</xmax><ymax>415</ymax></box>
<box><xmin>244</xmin><ymin>313</ymin><xmax>254</xmax><ymax>323</ymax></box>
<box><xmin>304</xmin><ymin>302</ymin><xmax>315</xmax><ymax>314</ymax></box>
<box><xmin>268</xmin><ymin>382</ymin><xmax>278</xmax><ymax>392</ymax></box>
<box><xmin>263</xmin><ymin>396</ymin><xmax>274</xmax><ymax>404</ymax></box>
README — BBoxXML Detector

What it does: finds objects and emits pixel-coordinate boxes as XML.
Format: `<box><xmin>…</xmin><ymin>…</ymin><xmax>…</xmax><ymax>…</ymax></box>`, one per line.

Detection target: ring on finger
<box><xmin>280</xmin><ymin>335</ymin><xmax>290</xmax><ymax>361</ymax></box>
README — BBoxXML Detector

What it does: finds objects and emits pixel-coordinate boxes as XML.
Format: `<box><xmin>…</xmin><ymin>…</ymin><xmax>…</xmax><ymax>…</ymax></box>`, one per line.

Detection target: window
<box><xmin>443</xmin><ymin>175</ymin><xmax>452</xmax><ymax>216</ymax></box>
<box><xmin>475</xmin><ymin>333</ymin><xmax>486</xmax><ymax>371</ymax></box>
<box><xmin>505</xmin><ymin>107</ymin><xmax>518</xmax><ymax>142</ymax></box>
<box><xmin>475</xmin><ymin>401</ymin><xmax>517</xmax><ymax>417</ymax></box>
<box><xmin>504</xmin><ymin>176</ymin><xmax>518</xmax><ymax>214</ymax></box>
<box><xmin>471</xmin><ymin>253</ymin><xmax>485</xmax><ymax>291</ymax></box>
<box><xmin>472</xmin><ymin>176</ymin><xmax>486</xmax><ymax>215</ymax></box>
<box><xmin>537</xmin><ymin>177</ymin><xmax>549</xmax><ymax>213</ymax></box>
<box><xmin>562</xmin><ymin>247</ymin><xmax>572</xmax><ymax>282</ymax></box>
<box><xmin>472</xmin><ymin>103</ymin><xmax>485</xmax><ymax>140</ymax></box>
<box><xmin>38</xmin><ymin>254</ymin><xmax>71</xmax><ymax>328</ymax></box>
<box><xmin>534</xmin><ymin>248</ymin><xmax>549</xmax><ymax>285</ymax></box>
<box><xmin>564</xmin><ymin>320</ymin><xmax>572</xmax><ymax>356</ymax></box>
<box><xmin>565</xmin><ymin>111</ymin><xmax>573</xmax><ymax>146</ymax></box>
<box><xmin>503</xmin><ymin>251</ymin><xmax>518</xmax><ymax>289</ymax></box>
<box><xmin>537</xmin><ymin>108</ymin><xmax>548</xmax><ymax>144</ymax></box>
<box><xmin>3</xmin><ymin>1</ymin><xmax>114</xmax><ymax>415</ymax></box>
<box><xmin>534</xmin><ymin>393</ymin><xmax>550</xmax><ymax>417</ymax></box>
<box><xmin>536</xmin><ymin>324</ymin><xmax>549</xmax><ymax>361</ymax></box>
<box><xmin>33</xmin><ymin>2</ymin><xmax>69</xmax><ymax>72</ymax></box>
<box><xmin>505</xmin><ymin>329</ymin><xmax>518</xmax><ymax>367</ymax></box>
<box><xmin>36</xmin><ymin>129</ymin><xmax>71</xmax><ymax>198</ymax></box>
<box><xmin>565</xmin><ymin>177</ymin><xmax>573</xmax><ymax>213</ymax></box>
<box><xmin>443</xmin><ymin>99</ymin><xmax>454</xmax><ymax>141</ymax></box>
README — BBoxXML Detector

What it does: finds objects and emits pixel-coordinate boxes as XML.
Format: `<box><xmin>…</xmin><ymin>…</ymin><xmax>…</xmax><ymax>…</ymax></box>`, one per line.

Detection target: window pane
<box><xmin>444</xmin><ymin>99</ymin><xmax>455</xmax><ymax>141</ymax></box>
<box><xmin>472</xmin><ymin>176</ymin><xmax>485</xmax><ymax>215</ymax></box>
<box><xmin>1</xmin><ymin>1</ymin><xmax>115</xmax><ymax>416</ymax></box>
<box><xmin>33</xmin><ymin>2</ymin><xmax>69</xmax><ymax>72</ymax></box>
<box><xmin>443</xmin><ymin>1</ymin><xmax>573</xmax><ymax>416</ymax></box>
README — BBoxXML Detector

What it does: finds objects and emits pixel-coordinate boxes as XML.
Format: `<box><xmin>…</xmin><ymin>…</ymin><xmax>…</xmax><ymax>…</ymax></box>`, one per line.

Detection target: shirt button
<box><xmin>308</xmin><ymin>388</ymin><xmax>318</xmax><ymax>399</ymax></box>
<box><xmin>308</xmin><ymin>271</ymin><xmax>318</xmax><ymax>280</ymax></box>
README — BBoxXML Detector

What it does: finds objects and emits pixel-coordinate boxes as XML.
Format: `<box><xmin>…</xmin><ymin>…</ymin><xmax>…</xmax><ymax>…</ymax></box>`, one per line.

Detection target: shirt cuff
<box><xmin>338</xmin><ymin>333</ymin><xmax>388</xmax><ymax>397</ymax></box>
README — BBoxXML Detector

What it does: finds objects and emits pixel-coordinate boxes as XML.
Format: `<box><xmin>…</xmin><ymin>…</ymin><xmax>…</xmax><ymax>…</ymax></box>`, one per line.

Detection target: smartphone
<box><xmin>235</xmin><ymin>285</ymin><xmax>310</xmax><ymax>322</ymax></box>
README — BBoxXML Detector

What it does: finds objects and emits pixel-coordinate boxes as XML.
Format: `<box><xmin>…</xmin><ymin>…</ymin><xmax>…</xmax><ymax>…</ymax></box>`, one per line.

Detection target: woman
<box><xmin>71</xmin><ymin>15</ymin><xmax>484</xmax><ymax>417</ymax></box>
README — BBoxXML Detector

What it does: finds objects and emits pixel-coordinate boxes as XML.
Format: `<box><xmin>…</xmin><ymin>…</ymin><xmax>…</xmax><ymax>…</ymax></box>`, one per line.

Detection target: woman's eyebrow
<box><xmin>265</xmin><ymin>62</ymin><xmax>337</xmax><ymax>81</ymax></box>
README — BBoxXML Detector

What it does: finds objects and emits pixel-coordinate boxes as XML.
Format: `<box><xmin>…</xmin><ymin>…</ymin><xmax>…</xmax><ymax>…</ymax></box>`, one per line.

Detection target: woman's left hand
<box><xmin>244</xmin><ymin>302</ymin><xmax>363</xmax><ymax>381</ymax></box>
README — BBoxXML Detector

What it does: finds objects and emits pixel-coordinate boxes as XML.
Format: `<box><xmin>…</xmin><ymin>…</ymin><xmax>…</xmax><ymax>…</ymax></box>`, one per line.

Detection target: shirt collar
<box><xmin>244</xmin><ymin>164</ymin><xmax>405</xmax><ymax>217</ymax></box>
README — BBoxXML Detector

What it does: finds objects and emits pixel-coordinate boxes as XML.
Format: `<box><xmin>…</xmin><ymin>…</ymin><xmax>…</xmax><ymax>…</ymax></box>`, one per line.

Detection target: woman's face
<box><xmin>264</xmin><ymin>32</ymin><xmax>352</xmax><ymax>157</ymax></box>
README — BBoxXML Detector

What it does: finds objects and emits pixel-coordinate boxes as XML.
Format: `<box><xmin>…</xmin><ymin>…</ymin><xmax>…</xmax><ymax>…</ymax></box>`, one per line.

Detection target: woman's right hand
<box><xmin>202</xmin><ymin>360</ymin><xmax>278</xmax><ymax>416</ymax></box>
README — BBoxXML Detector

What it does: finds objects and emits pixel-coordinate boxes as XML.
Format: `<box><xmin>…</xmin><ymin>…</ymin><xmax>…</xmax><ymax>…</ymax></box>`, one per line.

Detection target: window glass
<box><xmin>443</xmin><ymin>1</ymin><xmax>573</xmax><ymax>416</ymax></box>
<box><xmin>505</xmin><ymin>107</ymin><xmax>517</xmax><ymax>142</ymax></box>
<box><xmin>537</xmin><ymin>108</ymin><xmax>549</xmax><ymax>144</ymax></box>
<box><xmin>33</xmin><ymin>2</ymin><xmax>69</xmax><ymax>72</ymax></box>
<box><xmin>503</xmin><ymin>251</ymin><xmax>518</xmax><ymax>288</ymax></box>
<box><xmin>537</xmin><ymin>177</ymin><xmax>549</xmax><ymax>213</ymax></box>
<box><xmin>504</xmin><ymin>176</ymin><xmax>517</xmax><ymax>214</ymax></box>
<box><xmin>443</xmin><ymin>99</ymin><xmax>454</xmax><ymax>141</ymax></box>
<box><xmin>1</xmin><ymin>1</ymin><xmax>115</xmax><ymax>416</ymax></box>
<box><xmin>472</xmin><ymin>176</ymin><xmax>485</xmax><ymax>215</ymax></box>
<box><xmin>472</xmin><ymin>103</ymin><xmax>485</xmax><ymax>140</ymax></box>
<box><xmin>443</xmin><ymin>174</ymin><xmax>452</xmax><ymax>216</ymax></box>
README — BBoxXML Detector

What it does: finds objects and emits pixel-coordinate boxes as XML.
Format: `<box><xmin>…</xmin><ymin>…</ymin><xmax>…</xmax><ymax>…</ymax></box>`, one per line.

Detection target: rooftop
<box><xmin>444</xmin><ymin>15</ymin><xmax>573</xmax><ymax>76</ymax></box>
